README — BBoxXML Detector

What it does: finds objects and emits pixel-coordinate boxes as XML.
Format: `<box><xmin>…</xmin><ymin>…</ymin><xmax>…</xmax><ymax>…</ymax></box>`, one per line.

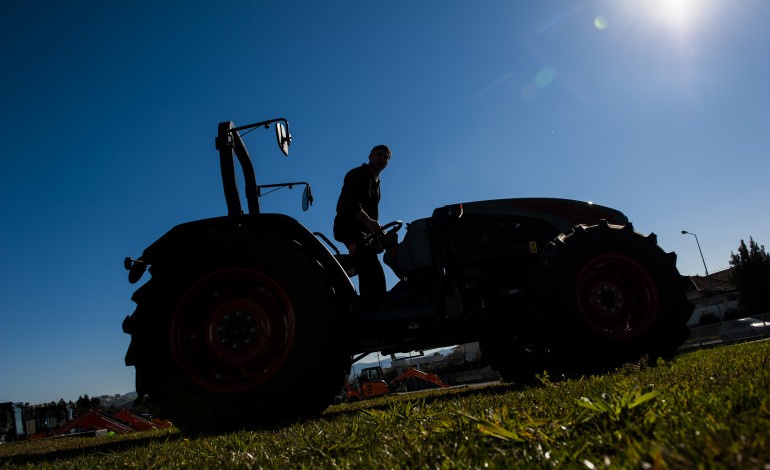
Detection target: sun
<box><xmin>649</xmin><ymin>0</ymin><xmax>706</xmax><ymax>35</ymax></box>
<box><xmin>611</xmin><ymin>0</ymin><xmax>714</xmax><ymax>40</ymax></box>
<box><xmin>656</xmin><ymin>0</ymin><xmax>695</xmax><ymax>27</ymax></box>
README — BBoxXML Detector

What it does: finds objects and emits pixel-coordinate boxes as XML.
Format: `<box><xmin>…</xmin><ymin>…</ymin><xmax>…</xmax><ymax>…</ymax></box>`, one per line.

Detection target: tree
<box><xmin>74</xmin><ymin>394</ymin><xmax>101</xmax><ymax>415</ymax></box>
<box><xmin>90</xmin><ymin>396</ymin><xmax>101</xmax><ymax>410</ymax></box>
<box><xmin>729</xmin><ymin>237</ymin><xmax>770</xmax><ymax>314</ymax></box>
<box><xmin>75</xmin><ymin>395</ymin><xmax>91</xmax><ymax>415</ymax></box>
<box><xmin>132</xmin><ymin>395</ymin><xmax>153</xmax><ymax>416</ymax></box>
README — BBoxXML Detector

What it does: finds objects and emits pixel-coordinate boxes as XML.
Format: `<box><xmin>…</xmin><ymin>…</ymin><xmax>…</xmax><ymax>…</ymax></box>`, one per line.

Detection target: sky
<box><xmin>2</xmin><ymin>1</ymin><xmax>769</xmax><ymax>405</ymax></box>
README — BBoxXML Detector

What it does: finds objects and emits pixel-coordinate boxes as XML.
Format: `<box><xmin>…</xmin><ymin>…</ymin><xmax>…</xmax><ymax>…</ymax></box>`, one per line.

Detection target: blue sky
<box><xmin>2</xmin><ymin>1</ymin><xmax>769</xmax><ymax>404</ymax></box>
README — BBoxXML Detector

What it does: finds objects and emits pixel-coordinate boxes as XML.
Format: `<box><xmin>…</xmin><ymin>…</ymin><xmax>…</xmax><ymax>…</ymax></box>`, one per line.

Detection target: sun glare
<box><xmin>658</xmin><ymin>0</ymin><xmax>694</xmax><ymax>27</ymax></box>
<box><xmin>648</xmin><ymin>0</ymin><xmax>706</xmax><ymax>35</ymax></box>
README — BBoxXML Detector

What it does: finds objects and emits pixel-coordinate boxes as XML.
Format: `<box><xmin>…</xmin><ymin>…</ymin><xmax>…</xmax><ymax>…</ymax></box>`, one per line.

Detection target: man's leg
<box><xmin>354</xmin><ymin>248</ymin><xmax>386</xmax><ymax>312</ymax></box>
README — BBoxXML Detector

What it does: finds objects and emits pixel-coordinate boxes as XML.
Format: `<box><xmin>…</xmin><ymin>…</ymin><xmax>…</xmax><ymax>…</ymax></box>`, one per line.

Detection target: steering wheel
<box><xmin>380</xmin><ymin>220</ymin><xmax>403</xmax><ymax>235</ymax></box>
<box><xmin>365</xmin><ymin>220</ymin><xmax>403</xmax><ymax>253</ymax></box>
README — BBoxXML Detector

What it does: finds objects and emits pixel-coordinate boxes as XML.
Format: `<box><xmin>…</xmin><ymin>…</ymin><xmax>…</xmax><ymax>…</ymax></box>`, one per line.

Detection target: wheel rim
<box><xmin>575</xmin><ymin>253</ymin><xmax>659</xmax><ymax>340</ymax></box>
<box><xmin>170</xmin><ymin>267</ymin><xmax>296</xmax><ymax>393</ymax></box>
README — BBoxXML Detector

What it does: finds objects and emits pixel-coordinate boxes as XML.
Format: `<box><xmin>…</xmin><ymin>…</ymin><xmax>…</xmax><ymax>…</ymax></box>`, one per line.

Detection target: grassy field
<box><xmin>2</xmin><ymin>340</ymin><xmax>769</xmax><ymax>469</ymax></box>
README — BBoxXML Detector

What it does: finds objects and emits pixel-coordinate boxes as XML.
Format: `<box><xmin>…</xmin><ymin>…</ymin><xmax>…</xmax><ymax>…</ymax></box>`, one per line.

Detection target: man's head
<box><xmin>368</xmin><ymin>144</ymin><xmax>391</xmax><ymax>176</ymax></box>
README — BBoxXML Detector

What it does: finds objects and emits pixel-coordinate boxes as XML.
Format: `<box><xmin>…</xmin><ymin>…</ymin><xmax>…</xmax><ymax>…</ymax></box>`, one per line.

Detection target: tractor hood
<box><xmin>438</xmin><ymin>198</ymin><xmax>628</xmax><ymax>233</ymax></box>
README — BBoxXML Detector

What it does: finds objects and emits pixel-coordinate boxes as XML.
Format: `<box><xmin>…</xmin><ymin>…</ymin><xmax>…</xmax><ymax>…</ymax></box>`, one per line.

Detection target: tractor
<box><xmin>122</xmin><ymin>117</ymin><xmax>692</xmax><ymax>431</ymax></box>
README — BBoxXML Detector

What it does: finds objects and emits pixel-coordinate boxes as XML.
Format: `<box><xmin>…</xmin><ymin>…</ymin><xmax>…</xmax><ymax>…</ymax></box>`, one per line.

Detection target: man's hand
<box><xmin>363</xmin><ymin>218</ymin><xmax>382</xmax><ymax>234</ymax></box>
<box><xmin>356</xmin><ymin>209</ymin><xmax>382</xmax><ymax>234</ymax></box>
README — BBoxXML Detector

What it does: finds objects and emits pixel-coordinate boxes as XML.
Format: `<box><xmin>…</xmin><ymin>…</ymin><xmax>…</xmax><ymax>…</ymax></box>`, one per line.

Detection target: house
<box><xmin>389</xmin><ymin>351</ymin><xmax>445</xmax><ymax>373</ymax></box>
<box><xmin>53</xmin><ymin>410</ymin><xmax>133</xmax><ymax>436</ymax></box>
<box><xmin>50</xmin><ymin>409</ymin><xmax>170</xmax><ymax>437</ymax></box>
<box><xmin>684</xmin><ymin>267</ymin><xmax>739</xmax><ymax>325</ymax></box>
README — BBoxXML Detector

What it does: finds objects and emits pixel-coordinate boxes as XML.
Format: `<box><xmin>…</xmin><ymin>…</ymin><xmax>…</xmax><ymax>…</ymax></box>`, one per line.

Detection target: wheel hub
<box><xmin>169</xmin><ymin>267</ymin><xmax>296</xmax><ymax>393</ymax></box>
<box><xmin>591</xmin><ymin>283</ymin><xmax>624</xmax><ymax>314</ymax></box>
<box><xmin>576</xmin><ymin>253</ymin><xmax>659</xmax><ymax>340</ymax></box>
<box><xmin>213</xmin><ymin>308</ymin><xmax>261</xmax><ymax>353</ymax></box>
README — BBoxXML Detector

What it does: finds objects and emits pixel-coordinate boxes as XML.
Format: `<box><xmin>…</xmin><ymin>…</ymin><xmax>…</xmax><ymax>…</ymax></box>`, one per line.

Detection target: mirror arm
<box><xmin>256</xmin><ymin>182</ymin><xmax>313</xmax><ymax>211</ymax></box>
<box><xmin>230</xmin><ymin>118</ymin><xmax>290</xmax><ymax>135</ymax></box>
<box><xmin>257</xmin><ymin>181</ymin><xmax>310</xmax><ymax>190</ymax></box>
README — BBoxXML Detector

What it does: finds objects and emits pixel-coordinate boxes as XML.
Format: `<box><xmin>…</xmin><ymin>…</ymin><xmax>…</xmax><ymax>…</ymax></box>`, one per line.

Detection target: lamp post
<box><xmin>681</xmin><ymin>231</ymin><xmax>709</xmax><ymax>276</ymax></box>
<box><xmin>681</xmin><ymin>230</ymin><xmax>723</xmax><ymax>321</ymax></box>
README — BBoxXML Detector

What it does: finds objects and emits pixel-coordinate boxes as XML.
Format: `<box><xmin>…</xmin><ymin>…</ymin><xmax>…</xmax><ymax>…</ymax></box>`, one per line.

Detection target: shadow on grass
<box><xmin>164</xmin><ymin>382</ymin><xmax>535</xmax><ymax>436</ymax></box>
<box><xmin>320</xmin><ymin>380</ymin><xmax>531</xmax><ymax>421</ymax></box>
<box><xmin>0</xmin><ymin>379</ymin><xmax>553</xmax><ymax>464</ymax></box>
<box><xmin>161</xmin><ymin>382</ymin><xmax>536</xmax><ymax>436</ymax></box>
<box><xmin>0</xmin><ymin>429</ymin><xmax>181</xmax><ymax>466</ymax></box>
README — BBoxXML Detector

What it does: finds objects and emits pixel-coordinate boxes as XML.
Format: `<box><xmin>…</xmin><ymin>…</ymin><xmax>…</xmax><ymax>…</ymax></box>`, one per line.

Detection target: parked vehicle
<box><xmin>718</xmin><ymin>317</ymin><xmax>770</xmax><ymax>341</ymax></box>
<box><xmin>121</xmin><ymin>118</ymin><xmax>693</xmax><ymax>431</ymax></box>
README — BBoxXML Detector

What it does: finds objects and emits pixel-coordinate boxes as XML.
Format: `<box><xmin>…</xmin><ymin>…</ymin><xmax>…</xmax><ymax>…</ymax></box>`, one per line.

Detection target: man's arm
<box><xmin>355</xmin><ymin>209</ymin><xmax>381</xmax><ymax>234</ymax></box>
<box><xmin>337</xmin><ymin>168</ymin><xmax>381</xmax><ymax>234</ymax></box>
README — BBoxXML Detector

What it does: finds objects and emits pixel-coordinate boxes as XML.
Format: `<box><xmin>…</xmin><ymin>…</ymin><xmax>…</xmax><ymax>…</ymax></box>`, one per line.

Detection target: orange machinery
<box><xmin>346</xmin><ymin>366</ymin><xmax>448</xmax><ymax>401</ymax></box>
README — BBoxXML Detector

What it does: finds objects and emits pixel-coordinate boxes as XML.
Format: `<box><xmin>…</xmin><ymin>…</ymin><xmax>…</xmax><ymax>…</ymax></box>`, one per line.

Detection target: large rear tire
<box><xmin>123</xmin><ymin>251</ymin><xmax>348</xmax><ymax>432</ymax></box>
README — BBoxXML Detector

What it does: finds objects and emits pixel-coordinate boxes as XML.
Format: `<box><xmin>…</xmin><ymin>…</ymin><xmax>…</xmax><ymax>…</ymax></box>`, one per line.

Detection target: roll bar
<box><xmin>214</xmin><ymin>118</ymin><xmax>299</xmax><ymax>216</ymax></box>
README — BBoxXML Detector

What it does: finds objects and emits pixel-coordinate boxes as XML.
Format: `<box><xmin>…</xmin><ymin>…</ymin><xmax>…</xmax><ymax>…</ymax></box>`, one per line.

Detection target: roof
<box><xmin>53</xmin><ymin>410</ymin><xmax>133</xmax><ymax>436</ymax></box>
<box><xmin>112</xmin><ymin>410</ymin><xmax>159</xmax><ymax>432</ymax></box>
<box><xmin>686</xmin><ymin>267</ymin><xmax>736</xmax><ymax>294</ymax></box>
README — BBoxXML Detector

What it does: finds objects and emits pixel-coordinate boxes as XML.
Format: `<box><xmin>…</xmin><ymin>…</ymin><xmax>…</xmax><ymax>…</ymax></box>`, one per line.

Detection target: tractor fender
<box><xmin>135</xmin><ymin>213</ymin><xmax>356</xmax><ymax>310</ymax></box>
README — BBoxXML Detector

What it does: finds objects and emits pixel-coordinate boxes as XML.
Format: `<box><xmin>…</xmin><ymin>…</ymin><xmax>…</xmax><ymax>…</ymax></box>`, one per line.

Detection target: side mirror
<box><xmin>275</xmin><ymin>122</ymin><xmax>291</xmax><ymax>156</ymax></box>
<box><xmin>302</xmin><ymin>185</ymin><xmax>313</xmax><ymax>211</ymax></box>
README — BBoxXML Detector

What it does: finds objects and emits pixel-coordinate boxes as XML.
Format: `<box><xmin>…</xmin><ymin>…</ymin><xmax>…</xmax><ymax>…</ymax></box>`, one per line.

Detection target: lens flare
<box><xmin>594</xmin><ymin>16</ymin><xmax>608</xmax><ymax>30</ymax></box>
<box><xmin>534</xmin><ymin>67</ymin><xmax>556</xmax><ymax>88</ymax></box>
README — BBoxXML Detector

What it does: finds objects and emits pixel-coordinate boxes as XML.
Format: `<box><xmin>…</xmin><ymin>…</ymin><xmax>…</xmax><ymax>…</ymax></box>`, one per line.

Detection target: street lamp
<box><xmin>681</xmin><ymin>230</ymin><xmax>723</xmax><ymax>321</ymax></box>
<box><xmin>681</xmin><ymin>230</ymin><xmax>709</xmax><ymax>276</ymax></box>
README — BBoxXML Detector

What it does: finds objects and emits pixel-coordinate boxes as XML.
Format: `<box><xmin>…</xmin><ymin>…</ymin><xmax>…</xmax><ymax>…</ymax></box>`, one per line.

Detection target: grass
<box><xmin>2</xmin><ymin>340</ymin><xmax>769</xmax><ymax>469</ymax></box>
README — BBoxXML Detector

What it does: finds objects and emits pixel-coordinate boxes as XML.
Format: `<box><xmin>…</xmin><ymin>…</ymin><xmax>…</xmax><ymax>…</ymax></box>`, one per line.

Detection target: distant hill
<box><xmin>351</xmin><ymin>357</ymin><xmax>392</xmax><ymax>377</ymax></box>
<box><xmin>97</xmin><ymin>392</ymin><xmax>137</xmax><ymax>410</ymax></box>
